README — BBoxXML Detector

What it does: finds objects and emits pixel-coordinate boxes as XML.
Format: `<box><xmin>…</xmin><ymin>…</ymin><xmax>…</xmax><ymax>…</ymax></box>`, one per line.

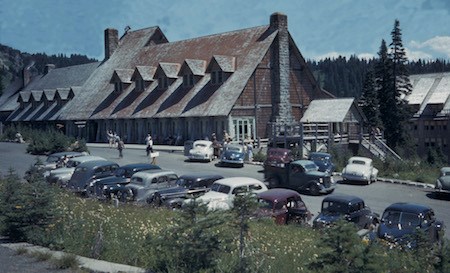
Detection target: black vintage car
<box><xmin>67</xmin><ymin>160</ymin><xmax>119</xmax><ymax>194</ymax></box>
<box><xmin>377</xmin><ymin>202</ymin><xmax>445</xmax><ymax>246</ymax></box>
<box><xmin>313</xmin><ymin>194</ymin><xmax>379</xmax><ymax>230</ymax></box>
<box><xmin>147</xmin><ymin>173</ymin><xmax>224</xmax><ymax>208</ymax></box>
<box><xmin>87</xmin><ymin>163</ymin><xmax>161</xmax><ymax>199</ymax></box>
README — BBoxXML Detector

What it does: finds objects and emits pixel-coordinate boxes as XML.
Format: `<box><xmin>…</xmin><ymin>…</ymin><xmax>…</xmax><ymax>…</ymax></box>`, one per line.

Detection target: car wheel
<box><xmin>267</xmin><ymin>177</ymin><xmax>279</xmax><ymax>188</ymax></box>
<box><xmin>367</xmin><ymin>179</ymin><xmax>371</xmax><ymax>185</ymax></box>
<box><xmin>86</xmin><ymin>186</ymin><xmax>96</xmax><ymax>198</ymax></box>
<box><xmin>118</xmin><ymin>191</ymin><xmax>129</xmax><ymax>202</ymax></box>
<box><xmin>309</xmin><ymin>183</ymin><xmax>320</xmax><ymax>196</ymax></box>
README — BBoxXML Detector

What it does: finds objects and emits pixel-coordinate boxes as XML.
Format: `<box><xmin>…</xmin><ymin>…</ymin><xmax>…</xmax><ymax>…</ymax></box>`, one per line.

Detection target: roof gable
<box><xmin>179</xmin><ymin>59</ymin><xmax>206</xmax><ymax>76</ymax></box>
<box><xmin>156</xmin><ymin>63</ymin><xmax>181</xmax><ymax>79</ymax></box>
<box><xmin>132</xmin><ymin>66</ymin><xmax>157</xmax><ymax>81</ymax></box>
<box><xmin>111</xmin><ymin>69</ymin><xmax>134</xmax><ymax>83</ymax></box>
<box><xmin>207</xmin><ymin>55</ymin><xmax>236</xmax><ymax>73</ymax></box>
<box><xmin>301</xmin><ymin>98</ymin><xmax>366</xmax><ymax>123</ymax></box>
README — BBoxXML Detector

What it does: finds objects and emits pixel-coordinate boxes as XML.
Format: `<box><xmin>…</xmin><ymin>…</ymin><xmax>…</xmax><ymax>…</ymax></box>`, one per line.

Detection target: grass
<box><xmin>31</xmin><ymin>250</ymin><xmax>53</xmax><ymax>261</ymax></box>
<box><xmin>50</xmin><ymin>253</ymin><xmax>80</xmax><ymax>270</ymax></box>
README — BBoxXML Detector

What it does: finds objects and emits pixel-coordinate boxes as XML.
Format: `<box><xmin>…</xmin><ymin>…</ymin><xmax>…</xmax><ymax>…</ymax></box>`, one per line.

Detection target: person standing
<box><xmin>106</xmin><ymin>130</ymin><xmax>114</xmax><ymax>148</ymax></box>
<box><xmin>117</xmin><ymin>138</ymin><xmax>125</xmax><ymax>158</ymax></box>
<box><xmin>145</xmin><ymin>134</ymin><xmax>153</xmax><ymax>156</ymax></box>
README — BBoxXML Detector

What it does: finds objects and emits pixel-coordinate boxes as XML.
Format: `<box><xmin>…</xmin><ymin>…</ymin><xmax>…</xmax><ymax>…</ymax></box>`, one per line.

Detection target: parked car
<box><xmin>313</xmin><ymin>194</ymin><xmax>379</xmax><ymax>230</ymax></box>
<box><xmin>87</xmin><ymin>163</ymin><xmax>161</xmax><ymax>199</ymax></box>
<box><xmin>256</xmin><ymin>188</ymin><xmax>312</xmax><ymax>225</ymax></box>
<box><xmin>341</xmin><ymin>156</ymin><xmax>378</xmax><ymax>185</ymax></box>
<box><xmin>308</xmin><ymin>152</ymin><xmax>335</xmax><ymax>174</ymax></box>
<box><xmin>118</xmin><ymin>169</ymin><xmax>178</xmax><ymax>202</ymax></box>
<box><xmin>187</xmin><ymin>140</ymin><xmax>214</xmax><ymax>162</ymax></box>
<box><xmin>191</xmin><ymin>177</ymin><xmax>268</xmax><ymax>210</ymax></box>
<box><xmin>377</xmin><ymin>202</ymin><xmax>445</xmax><ymax>246</ymax></box>
<box><xmin>147</xmin><ymin>173</ymin><xmax>224</xmax><ymax>208</ymax></box>
<box><xmin>264</xmin><ymin>159</ymin><xmax>335</xmax><ymax>195</ymax></box>
<box><xmin>37</xmin><ymin>151</ymin><xmax>86</xmax><ymax>171</ymax></box>
<box><xmin>219</xmin><ymin>143</ymin><xmax>246</xmax><ymax>167</ymax></box>
<box><xmin>435</xmin><ymin>167</ymin><xmax>450</xmax><ymax>195</ymax></box>
<box><xmin>67</xmin><ymin>160</ymin><xmax>119</xmax><ymax>194</ymax></box>
<box><xmin>264</xmin><ymin>148</ymin><xmax>293</xmax><ymax>168</ymax></box>
<box><xmin>45</xmin><ymin>155</ymin><xmax>107</xmax><ymax>187</ymax></box>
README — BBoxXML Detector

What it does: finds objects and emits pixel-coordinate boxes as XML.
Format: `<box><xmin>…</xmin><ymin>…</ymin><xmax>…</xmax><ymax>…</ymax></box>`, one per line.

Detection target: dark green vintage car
<box><xmin>435</xmin><ymin>167</ymin><xmax>450</xmax><ymax>195</ymax></box>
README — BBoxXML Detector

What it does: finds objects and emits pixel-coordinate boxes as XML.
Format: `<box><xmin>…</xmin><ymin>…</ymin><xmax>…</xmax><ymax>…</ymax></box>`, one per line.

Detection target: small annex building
<box><xmin>0</xmin><ymin>12</ymin><xmax>333</xmax><ymax>144</ymax></box>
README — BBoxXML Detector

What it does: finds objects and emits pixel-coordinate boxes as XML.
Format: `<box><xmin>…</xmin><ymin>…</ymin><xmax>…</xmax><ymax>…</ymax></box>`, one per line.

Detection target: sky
<box><xmin>0</xmin><ymin>0</ymin><xmax>449</xmax><ymax>62</ymax></box>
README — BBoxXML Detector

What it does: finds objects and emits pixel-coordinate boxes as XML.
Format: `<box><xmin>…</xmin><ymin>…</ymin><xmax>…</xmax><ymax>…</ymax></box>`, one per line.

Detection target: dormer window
<box><xmin>115</xmin><ymin>82</ymin><xmax>123</xmax><ymax>92</ymax></box>
<box><xmin>159</xmin><ymin>77</ymin><xmax>168</xmax><ymax>89</ymax></box>
<box><xmin>211</xmin><ymin>70</ymin><xmax>223</xmax><ymax>85</ymax></box>
<box><xmin>136</xmin><ymin>78</ymin><xmax>145</xmax><ymax>92</ymax></box>
<box><xmin>183</xmin><ymin>74</ymin><xmax>194</xmax><ymax>87</ymax></box>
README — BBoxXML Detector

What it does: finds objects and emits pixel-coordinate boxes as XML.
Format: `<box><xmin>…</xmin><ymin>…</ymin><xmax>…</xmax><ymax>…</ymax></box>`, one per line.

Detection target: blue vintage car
<box><xmin>377</xmin><ymin>202</ymin><xmax>445</xmax><ymax>247</ymax></box>
<box><xmin>308</xmin><ymin>152</ymin><xmax>335</xmax><ymax>174</ymax></box>
<box><xmin>219</xmin><ymin>143</ymin><xmax>246</xmax><ymax>167</ymax></box>
<box><xmin>313</xmin><ymin>194</ymin><xmax>379</xmax><ymax>229</ymax></box>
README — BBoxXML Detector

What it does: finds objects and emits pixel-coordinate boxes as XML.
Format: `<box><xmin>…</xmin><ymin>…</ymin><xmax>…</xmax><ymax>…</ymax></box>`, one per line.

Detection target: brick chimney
<box><xmin>104</xmin><ymin>28</ymin><xmax>119</xmax><ymax>60</ymax></box>
<box><xmin>22</xmin><ymin>61</ymin><xmax>35</xmax><ymax>87</ymax></box>
<box><xmin>44</xmin><ymin>64</ymin><xmax>55</xmax><ymax>75</ymax></box>
<box><xmin>270</xmin><ymin>12</ymin><xmax>293</xmax><ymax>124</ymax></box>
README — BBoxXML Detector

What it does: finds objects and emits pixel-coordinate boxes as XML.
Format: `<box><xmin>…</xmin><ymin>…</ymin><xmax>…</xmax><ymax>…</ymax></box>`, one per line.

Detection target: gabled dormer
<box><xmin>55</xmin><ymin>88</ymin><xmax>74</xmax><ymax>106</ymax></box>
<box><xmin>178</xmin><ymin>59</ymin><xmax>206</xmax><ymax>88</ymax></box>
<box><xmin>43</xmin><ymin>89</ymin><xmax>56</xmax><ymax>107</ymax></box>
<box><xmin>31</xmin><ymin>90</ymin><xmax>43</xmax><ymax>109</ymax></box>
<box><xmin>18</xmin><ymin>91</ymin><xmax>31</xmax><ymax>109</ymax></box>
<box><xmin>131</xmin><ymin>66</ymin><xmax>157</xmax><ymax>92</ymax></box>
<box><xmin>206</xmin><ymin>55</ymin><xmax>236</xmax><ymax>85</ymax></box>
<box><xmin>110</xmin><ymin>69</ymin><xmax>134</xmax><ymax>92</ymax></box>
<box><xmin>155</xmin><ymin>63</ymin><xmax>180</xmax><ymax>90</ymax></box>
<box><xmin>144</xmin><ymin>27</ymin><xmax>169</xmax><ymax>46</ymax></box>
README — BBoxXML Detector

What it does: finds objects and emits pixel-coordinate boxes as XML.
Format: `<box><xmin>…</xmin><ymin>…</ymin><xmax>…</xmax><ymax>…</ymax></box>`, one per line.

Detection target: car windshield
<box><xmin>177</xmin><ymin>178</ymin><xmax>194</xmax><ymax>187</ymax></box>
<box><xmin>66</xmin><ymin>160</ymin><xmax>81</xmax><ymax>168</ymax></box>
<box><xmin>226</xmin><ymin>146</ymin><xmax>241</xmax><ymax>152</ymax></box>
<box><xmin>322</xmin><ymin>201</ymin><xmax>349</xmax><ymax>215</ymax></box>
<box><xmin>303</xmin><ymin>163</ymin><xmax>318</xmax><ymax>172</ymax></box>
<box><xmin>382</xmin><ymin>210</ymin><xmax>421</xmax><ymax>228</ymax></box>
<box><xmin>352</xmin><ymin>160</ymin><xmax>367</xmax><ymax>165</ymax></box>
<box><xmin>114</xmin><ymin>168</ymin><xmax>126</xmax><ymax>177</ymax></box>
<box><xmin>258</xmin><ymin>199</ymin><xmax>274</xmax><ymax>210</ymax></box>
<box><xmin>46</xmin><ymin>155</ymin><xmax>60</xmax><ymax>163</ymax></box>
<box><xmin>443</xmin><ymin>171</ymin><xmax>450</xmax><ymax>176</ymax></box>
<box><xmin>210</xmin><ymin>183</ymin><xmax>231</xmax><ymax>194</ymax></box>
<box><xmin>310</xmin><ymin>154</ymin><xmax>328</xmax><ymax>161</ymax></box>
<box><xmin>194</xmin><ymin>143</ymin><xmax>207</xmax><ymax>148</ymax></box>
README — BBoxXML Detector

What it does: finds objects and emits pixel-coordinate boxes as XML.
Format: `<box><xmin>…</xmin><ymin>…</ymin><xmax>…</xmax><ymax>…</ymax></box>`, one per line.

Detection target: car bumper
<box><xmin>188</xmin><ymin>154</ymin><xmax>210</xmax><ymax>160</ymax></box>
<box><xmin>342</xmin><ymin>173</ymin><xmax>370</xmax><ymax>182</ymax></box>
<box><xmin>220</xmin><ymin>159</ymin><xmax>244</xmax><ymax>165</ymax></box>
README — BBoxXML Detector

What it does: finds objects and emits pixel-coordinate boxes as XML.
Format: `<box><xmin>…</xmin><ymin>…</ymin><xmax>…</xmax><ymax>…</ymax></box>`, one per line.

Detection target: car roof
<box><xmin>257</xmin><ymin>188</ymin><xmax>301</xmax><ymax>201</ymax></box>
<box><xmin>76</xmin><ymin>160</ymin><xmax>118</xmax><ymax>168</ymax></box>
<box><xmin>119</xmin><ymin>163</ymin><xmax>160</xmax><ymax>170</ymax></box>
<box><xmin>179</xmin><ymin>173</ymin><xmax>224</xmax><ymax>181</ymax></box>
<box><xmin>48</xmin><ymin>151</ymin><xmax>83</xmax><ymax>157</ymax></box>
<box><xmin>193</xmin><ymin>140</ymin><xmax>212</xmax><ymax>145</ymax></box>
<box><xmin>440</xmin><ymin>167</ymin><xmax>450</xmax><ymax>173</ymax></box>
<box><xmin>70</xmin><ymin>155</ymin><xmax>105</xmax><ymax>162</ymax></box>
<box><xmin>291</xmin><ymin>160</ymin><xmax>316</xmax><ymax>166</ymax></box>
<box><xmin>349</xmin><ymin>156</ymin><xmax>372</xmax><ymax>162</ymax></box>
<box><xmin>267</xmin><ymin>148</ymin><xmax>291</xmax><ymax>153</ymax></box>
<box><xmin>213</xmin><ymin>177</ymin><xmax>264</xmax><ymax>187</ymax></box>
<box><xmin>131</xmin><ymin>169</ymin><xmax>176</xmax><ymax>178</ymax></box>
<box><xmin>322</xmin><ymin>194</ymin><xmax>364</xmax><ymax>205</ymax></box>
<box><xmin>309</xmin><ymin>152</ymin><xmax>331</xmax><ymax>157</ymax></box>
<box><xmin>383</xmin><ymin>202</ymin><xmax>432</xmax><ymax>214</ymax></box>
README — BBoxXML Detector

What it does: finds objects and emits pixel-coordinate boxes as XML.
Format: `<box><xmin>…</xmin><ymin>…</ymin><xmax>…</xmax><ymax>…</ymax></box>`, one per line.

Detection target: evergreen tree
<box><xmin>359</xmin><ymin>70</ymin><xmax>380</xmax><ymax>130</ymax></box>
<box><xmin>388</xmin><ymin>19</ymin><xmax>413</xmax><ymax>148</ymax></box>
<box><xmin>374</xmin><ymin>39</ymin><xmax>392</xmax><ymax>137</ymax></box>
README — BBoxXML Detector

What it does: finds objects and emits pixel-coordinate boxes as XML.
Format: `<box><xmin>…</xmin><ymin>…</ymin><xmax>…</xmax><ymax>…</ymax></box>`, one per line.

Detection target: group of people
<box><xmin>107</xmin><ymin>130</ymin><xmax>125</xmax><ymax>158</ymax></box>
<box><xmin>210</xmin><ymin>131</ymin><xmax>254</xmax><ymax>162</ymax></box>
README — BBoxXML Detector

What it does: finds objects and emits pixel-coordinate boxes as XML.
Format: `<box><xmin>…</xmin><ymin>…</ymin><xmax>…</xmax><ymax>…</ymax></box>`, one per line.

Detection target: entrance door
<box><xmin>232</xmin><ymin>117</ymin><xmax>255</xmax><ymax>142</ymax></box>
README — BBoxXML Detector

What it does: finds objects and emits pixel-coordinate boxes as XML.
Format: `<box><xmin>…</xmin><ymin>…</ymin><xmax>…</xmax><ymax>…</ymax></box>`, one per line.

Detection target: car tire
<box><xmin>118</xmin><ymin>191</ymin><xmax>129</xmax><ymax>202</ymax></box>
<box><xmin>309</xmin><ymin>183</ymin><xmax>320</xmax><ymax>196</ymax></box>
<box><xmin>267</xmin><ymin>177</ymin><xmax>279</xmax><ymax>188</ymax></box>
<box><xmin>86</xmin><ymin>186</ymin><xmax>96</xmax><ymax>198</ymax></box>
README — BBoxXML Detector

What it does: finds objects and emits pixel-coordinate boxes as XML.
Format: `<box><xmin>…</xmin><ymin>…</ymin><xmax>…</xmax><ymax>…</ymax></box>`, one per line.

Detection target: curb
<box><xmin>1</xmin><ymin>242</ymin><xmax>146</xmax><ymax>273</ymax></box>
<box><xmin>377</xmin><ymin>177</ymin><xmax>435</xmax><ymax>189</ymax></box>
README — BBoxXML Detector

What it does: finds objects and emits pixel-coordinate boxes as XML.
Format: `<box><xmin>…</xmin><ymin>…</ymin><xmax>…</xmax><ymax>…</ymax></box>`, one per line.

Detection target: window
<box><xmin>136</xmin><ymin>79</ymin><xmax>145</xmax><ymax>91</ymax></box>
<box><xmin>183</xmin><ymin>74</ymin><xmax>194</xmax><ymax>87</ymax></box>
<box><xmin>158</xmin><ymin>77</ymin><xmax>168</xmax><ymax>89</ymax></box>
<box><xmin>211</xmin><ymin>70</ymin><xmax>223</xmax><ymax>85</ymax></box>
<box><xmin>115</xmin><ymin>82</ymin><xmax>123</xmax><ymax>92</ymax></box>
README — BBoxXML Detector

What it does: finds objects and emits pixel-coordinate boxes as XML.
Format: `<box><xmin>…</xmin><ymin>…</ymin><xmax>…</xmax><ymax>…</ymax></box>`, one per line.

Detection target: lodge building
<box><xmin>0</xmin><ymin>12</ymin><xmax>333</xmax><ymax>144</ymax></box>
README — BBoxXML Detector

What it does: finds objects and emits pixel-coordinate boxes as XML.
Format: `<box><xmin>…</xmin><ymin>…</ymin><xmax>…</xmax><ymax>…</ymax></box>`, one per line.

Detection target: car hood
<box><xmin>307</xmin><ymin>170</ymin><xmax>330</xmax><ymax>177</ymax></box>
<box><xmin>313</xmin><ymin>213</ymin><xmax>342</xmax><ymax>224</ymax></box>
<box><xmin>222</xmin><ymin>151</ymin><xmax>245</xmax><ymax>158</ymax></box>
<box><xmin>196</xmin><ymin>191</ymin><xmax>228</xmax><ymax>203</ymax></box>
<box><xmin>157</xmin><ymin>186</ymin><xmax>186</xmax><ymax>195</ymax></box>
<box><xmin>378</xmin><ymin>223</ymin><xmax>416</xmax><ymax>241</ymax></box>
<box><xmin>190</xmin><ymin>147</ymin><xmax>209</xmax><ymax>153</ymax></box>
<box><xmin>50</xmin><ymin>167</ymin><xmax>74</xmax><ymax>175</ymax></box>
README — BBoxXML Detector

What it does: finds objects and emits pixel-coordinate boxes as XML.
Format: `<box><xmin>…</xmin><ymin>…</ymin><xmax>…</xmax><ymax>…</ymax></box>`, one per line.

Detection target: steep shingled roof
<box><xmin>300</xmin><ymin>98</ymin><xmax>366</xmax><ymax>123</ymax></box>
<box><xmin>408</xmin><ymin>72</ymin><xmax>450</xmax><ymax>116</ymax></box>
<box><xmin>64</xmin><ymin>24</ymin><xmax>277</xmax><ymax>120</ymax></box>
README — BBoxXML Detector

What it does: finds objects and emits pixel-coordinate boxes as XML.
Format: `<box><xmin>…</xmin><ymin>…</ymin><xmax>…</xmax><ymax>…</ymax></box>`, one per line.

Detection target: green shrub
<box><xmin>252</xmin><ymin>148</ymin><xmax>266</xmax><ymax>162</ymax></box>
<box><xmin>51</xmin><ymin>253</ymin><xmax>79</xmax><ymax>269</ymax></box>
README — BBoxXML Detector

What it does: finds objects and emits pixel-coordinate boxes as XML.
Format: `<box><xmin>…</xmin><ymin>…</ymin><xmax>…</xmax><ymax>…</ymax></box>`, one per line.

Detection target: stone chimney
<box><xmin>104</xmin><ymin>28</ymin><xmax>119</xmax><ymax>60</ymax></box>
<box><xmin>270</xmin><ymin>12</ymin><xmax>293</xmax><ymax>124</ymax></box>
<box><xmin>44</xmin><ymin>64</ymin><xmax>55</xmax><ymax>75</ymax></box>
<box><xmin>22</xmin><ymin>61</ymin><xmax>35</xmax><ymax>87</ymax></box>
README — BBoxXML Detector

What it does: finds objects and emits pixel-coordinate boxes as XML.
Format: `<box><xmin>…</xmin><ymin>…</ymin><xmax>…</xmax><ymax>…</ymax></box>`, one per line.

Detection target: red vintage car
<box><xmin>256</xmin><ymin>188</ymin><xmax>312</xmax><ymax>225</ymax></box>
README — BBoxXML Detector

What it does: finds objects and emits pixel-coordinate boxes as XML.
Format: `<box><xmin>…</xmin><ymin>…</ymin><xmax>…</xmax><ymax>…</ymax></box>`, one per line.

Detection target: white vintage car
<box><xmin>341</xmin><ymin>156</ymin><xmax>378</xmax><ymax>185</ymax></box>
<box><xmin>187</xmin><ymin>140</ymin><xmax>214</xmax><ymax>162</ymax></box>
<box><xmin>190</xmin><ymin>177</ymin><xmax>268</xmax><ymax>210</ymax></box>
